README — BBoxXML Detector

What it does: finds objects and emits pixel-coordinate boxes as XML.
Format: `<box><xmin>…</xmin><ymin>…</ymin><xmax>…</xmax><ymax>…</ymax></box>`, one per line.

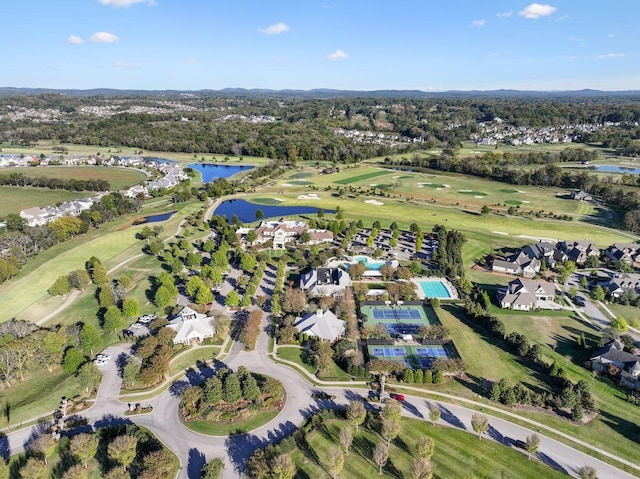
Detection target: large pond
<box><xmin>214</xmin><ymin>199</ymin><xmax>334</xmax><ymax>223</ymax></box>
<box><xmin>187</xmin><ymin>163</ymin><xmax>254</xmax><ymax>182</ymax></box>
<box><xmin>595</xmin><ymin>165</ymin><xmax>640</xmax><ymax>174</ymax></box>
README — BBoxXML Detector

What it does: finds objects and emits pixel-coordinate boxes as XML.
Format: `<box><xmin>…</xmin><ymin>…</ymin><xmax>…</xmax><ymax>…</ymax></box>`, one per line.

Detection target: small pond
<box><xmin>187</xmin><ymin>163</ymin><xmax>254</xmax><ymax>182</ymax></box>
<box><xmin>134</xmin><ymin>211</ymin><xmax>177</xmax><ymax>224</ymax></box>
<box><xmin>595</xmin><ymin>165</ymin><xmax>640</xmax><ymax>175</ymax></box>
<box><xmin>214</xmin><ymin>199</ymin><xmax>334</xmax><ymax>223</ymax></box>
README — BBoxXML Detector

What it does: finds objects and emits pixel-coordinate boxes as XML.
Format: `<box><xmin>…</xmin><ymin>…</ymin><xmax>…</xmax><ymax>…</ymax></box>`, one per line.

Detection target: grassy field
<box><xmin>0</xmin><ymin>165</ymin><xmax>146</xmax><ymax>190</ymax></box>
<box><xmin>0</xmin><ymin>186</ymin><xmax>94</xmax><ymax>217</ymax></box>
<box><xmin>185</xmin><ymin>409</ymin><xmax>281</xmax><ymax>436</ymax></box>
<box><xmin>293</xmin><ymin>416</ymin><xmax>568</xmax><ymax>479</ymax></box>
<box><xmin>1</xmin><ymin>366</ymin><xmax>87</xmax><ymax>426</ymax></box>
<box><xmin>0</xmin><ymin>199</ymin><xmax>202</xmax><ymax>324</ymax></box>
<box><xmin>168</xmin><ymin>346</ymin><xmax>221</xmax><ymax>376</ymax></box>
<box><xmin>436</xmin><ymin>304</ymin><xmax>640</xmax><ymax>467</ymax></box>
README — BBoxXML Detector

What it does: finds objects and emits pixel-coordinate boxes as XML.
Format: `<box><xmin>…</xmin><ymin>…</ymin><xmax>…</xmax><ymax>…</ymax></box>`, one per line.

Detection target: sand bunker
<box><xmin>493</xmin><ymin>231</ymin><xmax>509</xmax><ymax>236</ymax></box>
<box><xmin>282</xmin><ymin>183</ymin><xmax>292</xmax><ymax>187</ymax></box>
<box><xmin>364</xmin><ymin>199</ymin><xmax>384</xmax><ymax>206</ymax></box>
<box><xmin>298</xmin><ymin>193</ymin><xmax>320</xmax><ymax>200</ymax></box>
<box><xmin>370</xmin><ymin>183</ymin><xmax>378</xmax><ymax>186</ymax></box>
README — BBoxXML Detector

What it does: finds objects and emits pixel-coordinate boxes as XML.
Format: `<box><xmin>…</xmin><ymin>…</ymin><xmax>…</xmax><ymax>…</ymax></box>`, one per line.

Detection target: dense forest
<box><xmin>2</xmin><ymin>93</ymin><xmax>640</xmax><ymax>162</ymax></box>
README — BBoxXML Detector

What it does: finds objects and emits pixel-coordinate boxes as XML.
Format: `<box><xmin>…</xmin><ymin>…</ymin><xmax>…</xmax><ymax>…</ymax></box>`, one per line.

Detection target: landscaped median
<box><xmin>179</xmin><ymin>368</ymin><xmax>286</xmax><ymax>436</ymax></box>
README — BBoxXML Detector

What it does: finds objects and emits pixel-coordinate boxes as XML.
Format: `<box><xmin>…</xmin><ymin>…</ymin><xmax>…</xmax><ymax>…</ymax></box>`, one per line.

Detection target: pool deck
<box><xmin>412</xmin><ymin>277</ymin><xmax>459</xmax><ymax>300</ymax></box>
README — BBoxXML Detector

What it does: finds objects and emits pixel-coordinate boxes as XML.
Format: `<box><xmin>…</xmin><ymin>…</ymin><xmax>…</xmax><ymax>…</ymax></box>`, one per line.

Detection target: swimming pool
<box><xmin>345</xmin><ymin>255</ymin><xmax>386</xmax><ymax>270</ymax></box>
<box><xmin>419</xmin><ymin>280</ymin><xmax>451</xmax><ymax>299</ymax></box>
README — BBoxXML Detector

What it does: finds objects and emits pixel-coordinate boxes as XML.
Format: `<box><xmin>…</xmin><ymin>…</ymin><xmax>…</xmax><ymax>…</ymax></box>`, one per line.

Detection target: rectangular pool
<box><xmin>419</xmin><ymin>280</ymin><xmax>451</xmax><ymax>299</ymax></box>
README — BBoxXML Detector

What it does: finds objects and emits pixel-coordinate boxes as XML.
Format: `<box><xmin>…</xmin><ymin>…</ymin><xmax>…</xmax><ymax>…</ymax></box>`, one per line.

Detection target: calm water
<box><xmin>214</xmin><ymin>199</ymin><xmax>334</xmax><ymax>223</ymax></box>
<box><xmin>135</xmin><ymin>211</ymin><xmax>177</xmax><ymax>224</ymax></box>
<box><xmin>187</xmin><ymin>163</ymin><xmax>254</xmax><ymax>182</ymax></box>
<box><xmin>595</xmin><ymin>165</ymin><xmax>640</xmax><ymax>175</ymax></box>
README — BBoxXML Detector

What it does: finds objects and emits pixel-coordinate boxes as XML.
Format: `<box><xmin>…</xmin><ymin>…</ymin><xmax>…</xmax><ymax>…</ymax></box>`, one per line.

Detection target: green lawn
<box><xmin>185</xmin><ymin>409</ymin><xmax>281</xmax><ymax>436</ymax></box>
<box><xmin>168</xmin><ymin>346</ymin><xmax>221</xmax><ymax>376</ymax></box>
<box><xmin>277</xmin><ymin>346</ymin><xmax>317</xmax><ymax>375</ymax></box>
<box><xmin>293</xmin><ymin>417</ymin><xmax>568</xmax><ymax>479</ymax></box>
<box><xmin>0</xmin><ymin>165</ymin><xmax>146</xmax><ymax>191</ymax></box>
<box><xmin>0</xmin><ymin>186</ymin><xmax>93</xmax><ymax>217</ymax></box>
<box><xmin>334</xmin><ymin>169</ymin><xmax>393</xmax><ymax>185</ymax></box>
<box><xmin>1</xmin><ymin>367</ymin><xmax>86</xmax><ymax>427</ymax></box>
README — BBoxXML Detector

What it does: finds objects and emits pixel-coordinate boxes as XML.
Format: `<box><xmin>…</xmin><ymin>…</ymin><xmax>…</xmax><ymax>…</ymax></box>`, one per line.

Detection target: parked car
<box><xmin>96</xmin><ymin>353</ymin><xmax>111</xmax><ymax>360</ymax></box>
<box><xmin>93</xmin><ymin>358</ymin><xmax>107</xmax><ymax>366</ymax></box>
<box><xmin>389</xmin><ymin>393</ymin><xmax>405</xmax><ymax>401</ymax></box>
<box><xmin>130</xmin><ymin>322</ymin><xmax>143</xmax><ymax>329</ymax></box>
<box><xmin>123</xmin><ymin>329</ymin><xmax>135</xmax><ymax>336</ymax></box>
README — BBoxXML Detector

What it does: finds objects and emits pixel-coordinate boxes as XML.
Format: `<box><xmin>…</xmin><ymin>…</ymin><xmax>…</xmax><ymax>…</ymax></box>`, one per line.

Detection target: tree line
<box><xmin>0</xmin><ymin>171</ymin><xmax>110</xmax><ymax>191</ymax></box>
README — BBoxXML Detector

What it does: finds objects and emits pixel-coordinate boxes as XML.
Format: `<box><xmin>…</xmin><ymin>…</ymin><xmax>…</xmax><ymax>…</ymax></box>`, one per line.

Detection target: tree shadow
<box><xmin>599</xmin><ymin>409</ymin><xmax>640</xmax><ymax>443</ymax></box>
<box><xmin>384</xmin><ymin>456</ymin><xmax>404</xmax><ymax>478</ymax></box>
<box><xmin>0</xmin><ymin>433</ymin><xmax>8</xmax><ymax>460</ymax></box>
<box><xmin>536</xmin><ymin>451</ymin><xmax>567</xmax><ymax>474</ymax></box>
<box><xmin>224</xmin><ymin>433</ymin><xmax>268</xmax><ymax>475</ymax></box>
<box><xmin>187</xmin><ymin>448</ymin><xmax>206</xmax><ymax>479</ymax></box>
<box><xmin>437</xmin><ymin>404</ymin><xmax>466</xmax><ymax>430</ymax></box>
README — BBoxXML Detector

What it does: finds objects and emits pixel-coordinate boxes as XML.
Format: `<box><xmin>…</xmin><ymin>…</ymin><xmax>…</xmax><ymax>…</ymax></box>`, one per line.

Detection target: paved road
<box><xmin>5</xmin><ymin>314</ymin><xmax>639</xmax><ymax>479</ymax></box>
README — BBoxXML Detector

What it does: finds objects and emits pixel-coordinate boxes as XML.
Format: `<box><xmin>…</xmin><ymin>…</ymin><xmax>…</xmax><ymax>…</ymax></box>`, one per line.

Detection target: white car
<box><xmin>93</xmin><ymin>358</ymin><xmax>107</xmax><ymax>366</ymax></box>
<box><xmin>130</xmin><ymin>322</ymin><xmax>143</xmax><ymax>329</ymax></box>
<box><xmin>96</xmin><ymin>353</ymin><xmax>111</xmax><ymax>361</ymax></box>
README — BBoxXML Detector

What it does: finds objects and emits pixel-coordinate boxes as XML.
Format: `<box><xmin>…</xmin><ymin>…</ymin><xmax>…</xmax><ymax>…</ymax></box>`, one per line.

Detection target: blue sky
<box><xmin>1</xmin><ymin>1</ymin><xmax>638</xmax><ymax>91</ymax></box>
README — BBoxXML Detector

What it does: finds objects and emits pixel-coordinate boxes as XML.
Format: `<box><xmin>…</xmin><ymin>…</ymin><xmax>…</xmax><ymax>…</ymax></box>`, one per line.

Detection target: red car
<box><xmin>390</xmin><ymin>393</ymin><xmax>405</xmax><ymax>401</ymax></box>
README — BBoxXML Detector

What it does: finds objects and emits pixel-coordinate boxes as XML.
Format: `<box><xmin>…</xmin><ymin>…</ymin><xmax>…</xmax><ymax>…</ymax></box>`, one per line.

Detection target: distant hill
<box><xmin>1</xmin><ymin>86</ymin><xmax>639</xmax><ymax>99</ymax></box>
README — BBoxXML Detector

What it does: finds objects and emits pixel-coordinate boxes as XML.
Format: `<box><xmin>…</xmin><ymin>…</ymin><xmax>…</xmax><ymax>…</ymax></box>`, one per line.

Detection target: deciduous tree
<box><xmin>471</xmin><ymin>413</ymin><xmax>489</xmax><ymax>439</ymax></box>
<box><xmin>108</xmin><ymin>435</ymin><xmax>138</xmax><ymax>471</ymax></box>
<box><xmin>372</xmin><ymin>442</ymin><xmax>388</xmax><ymax>475</ymax></box>
<box><xmin>326</xmin><ymin>445</ymin><xmax>344</xmax><ymax>479</ymax></box>
<box><xmin>70</xmin><ymin>433</ymin><xmax>99</xmax><ymax>468</ymax></box>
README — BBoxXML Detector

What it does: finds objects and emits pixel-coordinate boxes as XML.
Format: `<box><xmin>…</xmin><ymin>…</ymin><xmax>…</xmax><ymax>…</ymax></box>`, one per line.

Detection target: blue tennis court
<box><xmin>415</xmin><ymin>346</ymin><xmax>450</xmax><ymax>358</ymax></box>
<box><xmin>372</xmin><ymin>308</ymin><xmax>422</xmax><ymax>320</ymax></box>
<box><xmin>371</xmin><ymin>347</ymin><xmax>407</xmax><ymax>357</ymax></box>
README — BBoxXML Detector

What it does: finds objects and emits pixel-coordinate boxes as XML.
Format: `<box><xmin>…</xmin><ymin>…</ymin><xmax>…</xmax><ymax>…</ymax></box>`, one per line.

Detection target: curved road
<box><xmin>5</xmin><ymin>312</ymin><xmax>638</xmax><ymax>479</ymax></box>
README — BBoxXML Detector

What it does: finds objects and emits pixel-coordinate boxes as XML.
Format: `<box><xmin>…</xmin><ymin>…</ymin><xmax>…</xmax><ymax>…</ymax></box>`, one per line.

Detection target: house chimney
<box><xmin>317</xmin><ymin>309</ymin><xmax>323</xmax><ymax>317</ymax></box>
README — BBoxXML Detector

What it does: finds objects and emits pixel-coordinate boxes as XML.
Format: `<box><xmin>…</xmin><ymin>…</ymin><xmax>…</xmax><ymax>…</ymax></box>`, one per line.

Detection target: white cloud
<box><xmin>608</xmin><ymin>33</ymin><xmax>615</xmax><ymax>38</ymax></box>
<box><xmin>496</xmin><ymin>11</ymin><xmax>512</xmax><ymax>18</ymax></box>
<box><xmin>97</xmin><ymin>0</ymin><xmax>155</xmax><ymax>7</ymax></box>
<box><xmin>326</xmin><ymin>49</ymin><xmax>348</xmax><ymax>60</ymax></box>
<box><xmin>113</xmin><ymin>62</ymin><xmax>137</xmax><ymax>69</ymax></box>
<box><xmin>184</xmin><ymin>58</ymin><xmax>197</xmax><ymax>64</ymax></box>
<box><xmin>569</xmin><ymin>56</ymin><xmax>578</xmax><ymax>61</ymax></box>
<box><xmin>258</xmin><ymin>22</ymin><xmax>290</xmax><ymax>35</ymax></box>
<box><xmin>276</xmin><ymin>57</ymin><xmax>288</xmax><ymax>63</ymax></box>
<box><xmin>90</xmin><ymin>32</ymin><xmax>119</xmax><ymax>43</ymax></box>
<box><xmin>67</xmin><ymin>35</ymin><xmax>84</xmax><ymax>45</ymax></box>
<box><xmin>598</xmin><ymin>53</ymin><xmax>625</xmax><ymax>59</ymax></box>
<box><xmin>472</xmin><ymin>19</ymin><xmax>486</xmax><ymax>27</ymax></box>
<box><xmin>518</xmin><ymin>3</ymin><xmax>556</xmax><ymax>19</ymax></box>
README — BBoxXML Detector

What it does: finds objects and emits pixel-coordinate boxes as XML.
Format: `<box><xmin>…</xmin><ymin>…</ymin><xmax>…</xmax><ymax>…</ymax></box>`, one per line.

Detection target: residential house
<box><xmin>604</xmin><ymin>243</ymin><xmax>640</xmax><ymax>265</ymax></box>
<box><xmin>121</xmin><ymin>185</ymin><xmax>149</xmax><ymax>199</ymax></box>
<box><xmin>300</xmin><ymin>267</ymin><xmax>352</xmax><ymax>296</ymax></box>
<box><xmin>19</xmin><ymin>206</ymin><xmax>59</xmax><ymax>226</ymax></box>
<box><xmin>167</xmin><ymin>306</ymin><xmax>215</xmax><ymax>345</ymax></box>
<box><xmin>236</xmin><ymin>220</ymin><xmax>333</xmax><ymax>249</ymax></box>
<box><xmin>606</xmin><ymin>272</ymin><xmax>640</xmax><ymax>298</ymax></box>
<box><xmin>590</xmin><ymin>340</ymin><xmax>640</xmax><ymax>390</ymax></box>
<box><xmin>492</xmin><ymin>251</ymin><xmax>541</xmax><ymax>278</ymax></box>
<box><xmin>571</xmin><ymin>190</ymin><xmax>594</xmax><ymax>202</ymax></box>
<box><xmin>497</xmin><ymin>278</ymin><xmax>556</xmax><ymax>311</ymax></box>
<box><xmin>557</xmin><ymin>240</ymin><xmax>600</xmax><ymax>265</ymax></box>
<box><xmin>294</xmin><ymin>309</ymin><xmax>345</xmax><ymax>342</ymax></box>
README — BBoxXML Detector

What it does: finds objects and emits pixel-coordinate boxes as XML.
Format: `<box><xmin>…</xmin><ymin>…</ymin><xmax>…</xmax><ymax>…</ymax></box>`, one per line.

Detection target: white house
<box><xmin>497</xmin><ymin>278</ymin><xmax>556</xmax><ymax>311</ymax></box>
<box><xmin>294</xmin><ymin>309</ymin><xmax>345</xmax><ymax>342</ymax></box>
<box><xmin>167</xmin><ymin>306</ymin><xmax>215</xmax><ymax>345</ymax></box>
<box><xmin>236</xmin><ymin>220</ymin><xmax>333</xmax><ymax>249</ymax></box>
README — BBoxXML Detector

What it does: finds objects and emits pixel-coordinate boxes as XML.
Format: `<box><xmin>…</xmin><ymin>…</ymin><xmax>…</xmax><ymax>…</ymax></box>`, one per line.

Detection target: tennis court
<box><xmin>372</xmin><ymin>308</ymin><xmax>422</xmax><ymax>320</ymax></box>
<box><xmin>361</xmin><ymin>304</ymin><xmax>440</xmax><ymax>337</ymax></box>
<box><xmin>371</xmin><ymin>347</ymin><xmax>407</xmax><ymax>357</ymax></box>
<box><xmin>368</xmin><ymin>343</ymin><xmax>456</xmax><ymax>368</ymax></box>
<box><xmin>415</xmin><ymin>346</ymin><xmax>449</xmax><ymax>358</ymax></box>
